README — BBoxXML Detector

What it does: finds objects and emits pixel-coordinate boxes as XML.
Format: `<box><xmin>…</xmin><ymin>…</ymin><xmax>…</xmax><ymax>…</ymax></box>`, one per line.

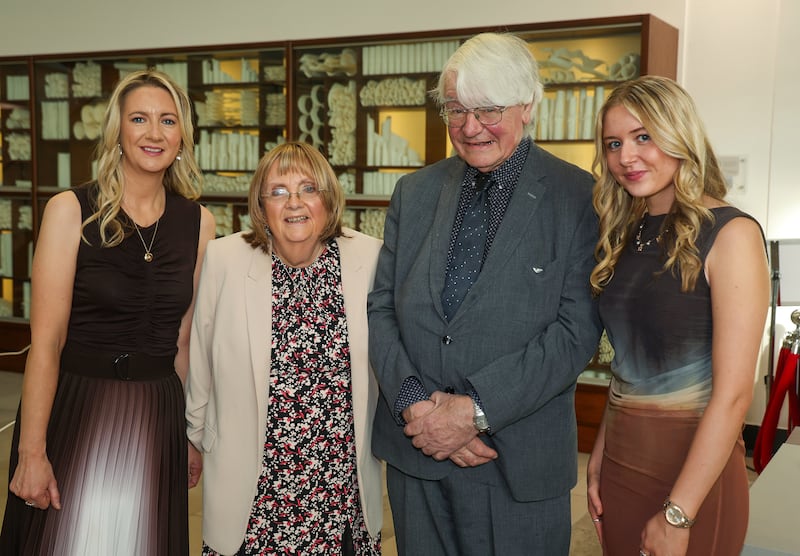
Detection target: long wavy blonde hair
<box><xmin>82</xmin><ymin>69</ymin><xmax>201</xmax><ymax>247</ymax></box>
<box><xmin>590</xmin><ymin>76</ymin><xmax>727</xmax><ymax>295</ymax></box>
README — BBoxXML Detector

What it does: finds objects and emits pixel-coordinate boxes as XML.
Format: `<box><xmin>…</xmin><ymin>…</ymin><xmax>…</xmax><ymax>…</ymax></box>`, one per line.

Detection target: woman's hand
<box><xmin>640</xmin><ymin>511</ymin><xmax>690</xmax><ymax>556</ymax></box>
<box><xmin>9</xmin><ymin>452</ymin><xmax>61</xmax><ymax>510</ymax></box>
<box><xmin>188</xmin><ymin>441</ymin><xmax>203</xmax><ymax>489</ymax></box>
<box><xmin>586</xmin><ymin>450</ymin><xmax>604</xmax><ymax>545</ymax></box>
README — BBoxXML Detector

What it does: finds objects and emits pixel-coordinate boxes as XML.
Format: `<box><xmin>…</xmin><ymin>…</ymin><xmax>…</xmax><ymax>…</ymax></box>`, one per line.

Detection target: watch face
<box><xmin>474</xmin><ymin>415</ymin><xmax>489</xmax><ymax>432</ymax></box>
<box><xmin>665</xmin><ymin>504</ymin><xmax>686</xmax><ymax>526</ymax></box>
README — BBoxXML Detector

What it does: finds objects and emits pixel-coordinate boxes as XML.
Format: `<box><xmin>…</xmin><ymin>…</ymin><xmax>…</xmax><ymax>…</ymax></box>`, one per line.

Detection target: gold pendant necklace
<box><xmin>633</xmin><ymin>214</ymin><xmax>668</xmax><ymax>253</ymax></box>
<box><xmin>133</xmin><ymin>219</ymin><xmax>160</xmax><ymax>263</ymax></box>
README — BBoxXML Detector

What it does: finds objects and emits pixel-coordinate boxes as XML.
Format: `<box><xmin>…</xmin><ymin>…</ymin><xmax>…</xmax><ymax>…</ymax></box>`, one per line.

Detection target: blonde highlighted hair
<box><xmin>82</xmin><ymin>69</ymin><xmax>201</xmax><ymax>246</ymax></box>
<box><xmin>590</xmin><ymin>76</ymin><xmax>728</xmax><ymax>295</ymax></box>
<box><xmin>242</xmin><ymin>141</ymin><xmax>346</xmax><ymax>253</ymax></box>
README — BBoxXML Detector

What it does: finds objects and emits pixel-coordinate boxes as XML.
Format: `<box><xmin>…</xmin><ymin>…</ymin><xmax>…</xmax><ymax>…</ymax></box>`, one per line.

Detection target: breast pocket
<box><xmin>502</xmin><ymin>255</ymin><xmax>565</xmax><ymax>327</ymax></box>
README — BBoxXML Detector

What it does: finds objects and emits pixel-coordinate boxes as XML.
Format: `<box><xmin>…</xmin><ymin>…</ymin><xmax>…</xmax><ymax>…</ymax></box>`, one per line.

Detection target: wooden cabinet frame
<box><xmin>0</xmin><ymin>14</ymin><xmax>677</xmax><ymax>448</ymax></box>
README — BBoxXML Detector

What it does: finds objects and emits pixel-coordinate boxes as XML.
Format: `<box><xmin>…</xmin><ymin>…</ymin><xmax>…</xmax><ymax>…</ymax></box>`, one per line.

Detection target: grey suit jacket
<box><xmin>368</xmin><ymin>143</ymin><xmax>602</xmax><ymax>501</ymax></box>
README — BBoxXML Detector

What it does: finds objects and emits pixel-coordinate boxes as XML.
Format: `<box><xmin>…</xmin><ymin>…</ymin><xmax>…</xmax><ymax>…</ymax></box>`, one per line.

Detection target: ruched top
<box><xmin>67</xmin><ymin>184</ymin><xmax>200</xmax><ymax>357</ymax></box>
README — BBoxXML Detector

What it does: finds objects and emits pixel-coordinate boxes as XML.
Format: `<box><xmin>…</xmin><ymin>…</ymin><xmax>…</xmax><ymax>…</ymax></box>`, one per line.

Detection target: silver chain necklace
<box><xmin>133</xmin><ymin>219</ymin><xmax>160</xmax><ymax>263</ymax></box>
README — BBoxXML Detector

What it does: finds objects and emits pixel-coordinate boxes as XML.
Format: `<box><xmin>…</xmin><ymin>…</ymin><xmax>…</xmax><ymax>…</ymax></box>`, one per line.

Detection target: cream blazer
<box><xmin>186</xmin><ymin>229</ymin><xmax>383</xmax><ymax>555</ymax></box>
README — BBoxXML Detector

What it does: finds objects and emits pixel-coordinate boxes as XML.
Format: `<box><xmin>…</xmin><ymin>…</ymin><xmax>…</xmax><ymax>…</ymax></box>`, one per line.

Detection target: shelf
<box><xmin>0</xmin><ymin>14</ymin><xmax>678</xmax><ymax>327</ymax></box>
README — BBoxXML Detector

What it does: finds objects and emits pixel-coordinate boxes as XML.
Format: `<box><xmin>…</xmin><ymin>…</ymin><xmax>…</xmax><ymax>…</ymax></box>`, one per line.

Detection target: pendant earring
<box><xmin>176</xmin><ymin>149</ymin><xmax>182</xmax><ymax>161</ymax></box>
<box><xmin>118</xmin><ymin>143</ymin><xmax>123</xmax><ymax>156</ymax></box>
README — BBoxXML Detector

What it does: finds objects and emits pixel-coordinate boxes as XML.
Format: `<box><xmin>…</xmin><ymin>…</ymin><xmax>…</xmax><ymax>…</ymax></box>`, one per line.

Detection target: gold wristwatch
<box><xmin>663</xmin><ymin>498</ymin><xmax>695</xmax><ymax>528</ymax></box>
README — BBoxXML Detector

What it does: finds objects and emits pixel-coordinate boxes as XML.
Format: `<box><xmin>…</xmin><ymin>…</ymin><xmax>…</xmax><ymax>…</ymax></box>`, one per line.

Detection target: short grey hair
<box><xmin>432</xmin><ymin>32</ymin><xmax>544</xmax><ymax>113</ymax></box>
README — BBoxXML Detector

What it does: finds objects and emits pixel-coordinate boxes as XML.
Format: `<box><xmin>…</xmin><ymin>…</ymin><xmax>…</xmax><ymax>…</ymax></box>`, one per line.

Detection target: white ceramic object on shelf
<box><xmin>204</xmin><ymin>204</ymin><xmax>234</xmax><ymax>237</ymax></box>
<box><xmin>263</xmin><ymin>65</ymin><xmax>285</xmax><ymax>82</ymax></box>
<box><xmin>338</xmin><ymin>171</ymin><xmax>356</xmax><ymax>195</ymax></box>
<box><xmin>365</xmin><ymin>114</ymin><xmax>423</xmax><ymax>167</ymax></box>
<box><xmin>57</xmin><ymin>153</ymin><xmax>71</xmax><ymax>188</ymax></box>
<box><xmin>5</xmin><ymin>133</ymin><xmax>31</xmax><ymax>161</ymax></box>
<box><xmin>359</xmin><ymin>209</ymin><xmax>387</xmax><ymax>239</ymax></box>
<box><xmin>44</xmin><ymin>73</ymin><xmax>68</xmax><ymax>99</ymax></box>
<box><xmin>201</xmin><ymin>172</ymin><xmax>252</xmax><ymax>194</ymax></box>
<box><xmin>594</xmin><ymin>86</ymin><xmax>605</xmax><ymax>120</ymax></box>
<box><xmin>0</xmin><ymin>233</ymin><xmax>13</xmax><ymax>279</ymax></box>
<box><xmin>5</xmin><ymin>108</ymin><xmax>30</xmax><ymax>130</ymax></box>
<box><xmin>535</xmin><ymin>97</ymin><xmax>547</xmax><ymax>141</ymax></box>
<box><xmin>196</xmin><ymin>130</ymin><xmax>260</xmax><ymax>171</ymax></box>
<box><xmin>539</xmin><ymin>47</ymin><xmax>608</xmax><ymax>82</ymax></box>
<box><xmin>299</xmin><ymin>48</ymin><xmax>357</xmax><ymax>78</ymax></box>
<box><xmin>552</xmin><ymin>90</ymin><xmax>566</xmax><ymax>141</ymax></box>
<box><xmin>580</xmin><ymin>88</ymin><xmax>594</xmax><ymax>140</ymax></box>
<box><xmin>71</xmin><ymin>61</ymin><xmax>102</xmax><ymax>98</ymax></box>
<box><xmin>359</xmin><ymin>77</ymin><xmax>426</xmax><ymax>106</ymax></box>
<box><xmin>361</xmin><ymin>40</ymin><xmax>459</xmax><ymax>75</ymax></box>
<box><xmin>607</xmin><ymin>53</ymin><xmax>640</xmax><ymax>81</ymax></box>
<box><xmin>566</xmin><ymin>92</ymin><xmax>578</xmax><ymax>140</ymax></box>
<box><xmin>327</xmin><ymin>81</ymin><xmax>357</xmax><ymax>164</ymax></box>
<box><xmin>5</xmin><ymin>75</ymin><xmax>29</xmax><ymax>101</ymax></box>
<box><xmin>363</xmin><ymin>171</ymin><xmax>411</xmax><ymax>196</ymax></box>
<box><xmin>0</xmin><ymin>200</ymin><xmax>12</xmax><ymax>229</ymax></box>
<box><xmin>17</xmin><ymin>205</ymin><xmax>32</xmax><ymax>230</ymax></box>
<box><xmin>40</xmin><ymin>101</ymin><xmax>70</xmax><ymax>140</ymax></box>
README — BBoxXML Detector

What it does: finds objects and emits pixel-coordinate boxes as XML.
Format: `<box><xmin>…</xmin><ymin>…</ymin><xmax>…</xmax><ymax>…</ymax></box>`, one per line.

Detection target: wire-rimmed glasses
<box><xmin>260</xmin><ymin>183</ymin><xmax>326</xmax><ymax>203</ymax></box>
<box><xmin>440</xmin><ymin>106</ymin><xmax>509</xmax><ymax>128</ymax></box>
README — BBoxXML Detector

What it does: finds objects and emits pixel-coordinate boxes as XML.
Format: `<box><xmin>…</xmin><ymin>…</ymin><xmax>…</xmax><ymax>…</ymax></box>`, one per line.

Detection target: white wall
<box><xmin>1</xmin><ymin>0</ymin><xmax>685</xmax><ymax>55</ymax></box>
<box><xmin>4</xmin><ymin>0</ymin><xmax>798</xmax><ymax>423</ymax></box>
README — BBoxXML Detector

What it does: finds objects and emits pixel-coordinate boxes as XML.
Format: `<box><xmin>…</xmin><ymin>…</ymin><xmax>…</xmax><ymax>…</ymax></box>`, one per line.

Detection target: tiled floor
<box><xmin>0</xmin><ymin>369</ymin><xmax>604</xmax><ymax>554</ymax></box>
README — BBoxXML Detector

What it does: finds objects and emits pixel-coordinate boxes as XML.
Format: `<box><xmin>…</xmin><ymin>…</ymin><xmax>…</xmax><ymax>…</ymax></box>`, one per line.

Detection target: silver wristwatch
<box><xmin>472</xmin><ymin>399</ymin><xmax>490</xmax><ymax>433</ymax></box>
<box><xmin>662</xmin><ymin>498</ymin><xmax>695</xmax><ymax>528</ymax></box>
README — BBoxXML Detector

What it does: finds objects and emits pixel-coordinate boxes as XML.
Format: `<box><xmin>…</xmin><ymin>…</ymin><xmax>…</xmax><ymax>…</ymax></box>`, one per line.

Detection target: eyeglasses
<box><xmin>260</xmin><ymin>183</ymin><xmax>326</xmax><ymax>203</ymax></box>
<box><xmin>440</xmin><ymin>106</ymin><xmax>508</xmax><ymax>128</ymax></box>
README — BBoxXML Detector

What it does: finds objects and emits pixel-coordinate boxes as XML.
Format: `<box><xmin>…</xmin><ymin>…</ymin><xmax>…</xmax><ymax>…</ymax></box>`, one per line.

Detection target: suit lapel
<box><xmin>445</xmin><ymin>145</ymin><xmax>548</xmax><ymax>320</ymax></box>
<box><xmin>337</xmin><ymin>234</ymin><xmax>365</xmax><ymax>319</ymax></box>
<box><xmin>245</xmin><ymin>246</ymin><xmax>272</xmax><ymax>428</ymax></box>
<box><xmin>428</xmin><ymin>160</ymin><xmax>467</xmax><ymax>320</ymax></box>
<box><xmin>482</xmin><ymin>145</ymin><xmax>547</xmax><ymax>270</ymax></box>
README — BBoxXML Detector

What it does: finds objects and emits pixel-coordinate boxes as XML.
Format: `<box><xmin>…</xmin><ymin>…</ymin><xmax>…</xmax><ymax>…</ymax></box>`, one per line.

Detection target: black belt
<box><xmin>61</xmin><ymin>344</ymin><xmax>175</xmax><ymax>381</ymax></box>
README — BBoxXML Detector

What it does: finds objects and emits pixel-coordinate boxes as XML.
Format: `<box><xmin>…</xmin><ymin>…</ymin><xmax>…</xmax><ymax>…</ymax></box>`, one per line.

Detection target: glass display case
<box><xmin>0</xmin><ymin>15</ymin><xmax>678</xmax><ymax>391</ymax></box>
<box><xmin>0</xmin><ymin>59</ymin><xmax>34</xmax><ymax>321</ymax></box>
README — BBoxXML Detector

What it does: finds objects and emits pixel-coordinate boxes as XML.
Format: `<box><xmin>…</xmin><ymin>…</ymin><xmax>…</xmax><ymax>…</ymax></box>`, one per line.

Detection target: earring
<box><xmin>118</xmin><ymin>143</ymin><xmax>123</xmax><ymax>156</ymax></box>
<box><xmin>176</xmin><ymin>149</ymin><xmax>182</xmax><ymax>161</ymax></box>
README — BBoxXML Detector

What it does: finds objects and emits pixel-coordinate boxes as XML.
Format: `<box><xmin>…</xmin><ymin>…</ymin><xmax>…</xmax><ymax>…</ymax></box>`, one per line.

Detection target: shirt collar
<box><xmin>464</xmin><ymin>136</ymin><xmax>531</xmax><ymax>191</ymax></box>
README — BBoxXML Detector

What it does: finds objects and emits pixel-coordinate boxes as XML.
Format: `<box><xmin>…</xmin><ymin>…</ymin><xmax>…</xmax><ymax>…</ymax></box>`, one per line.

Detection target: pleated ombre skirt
<box><xmin>599</xmin><ymin>397</ymin><xmax>749</xmax><ymax>556</ymax></box>
<box><xmin>0</xmin><ymin>350</ymin><xmax>189</xmax><ymax>556</ymax></box>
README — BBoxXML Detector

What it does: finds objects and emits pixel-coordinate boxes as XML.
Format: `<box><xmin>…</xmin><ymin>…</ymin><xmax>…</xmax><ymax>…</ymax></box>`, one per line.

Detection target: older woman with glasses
<box><xmin>186</xmin><ymin>141</ymin><xmax>383</xmax><ymax>555</ymax></box>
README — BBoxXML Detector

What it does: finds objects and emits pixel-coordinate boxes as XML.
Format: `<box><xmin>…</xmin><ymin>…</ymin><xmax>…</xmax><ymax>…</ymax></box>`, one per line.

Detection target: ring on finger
<box><xmin>640</xmin><ymin>551</ymin><xmax>648</xmax><ymax>556</ymax></box>
<box><xmin>592</xmin><ymin>517</ymin><xmax>601</xmax><ymax>522</ymax></box>
<box><xmin>24</xmin><ymin>500</ymin><xmax>35</xmax><ymax>507</ymax></box>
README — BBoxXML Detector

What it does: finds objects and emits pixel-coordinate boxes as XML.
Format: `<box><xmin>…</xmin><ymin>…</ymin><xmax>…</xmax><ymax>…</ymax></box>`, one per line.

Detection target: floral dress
<box><xmin>204</xmin><ymin>242</ymin><xmax>380</xmax><ymax>556</ymax></box>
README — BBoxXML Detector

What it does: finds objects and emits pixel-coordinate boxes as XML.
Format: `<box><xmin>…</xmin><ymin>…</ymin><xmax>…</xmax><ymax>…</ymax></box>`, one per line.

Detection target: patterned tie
<box><xmin>442</xmin><ymin>173</ymin><xmax>492</xmax><ymax>321</ymax></box>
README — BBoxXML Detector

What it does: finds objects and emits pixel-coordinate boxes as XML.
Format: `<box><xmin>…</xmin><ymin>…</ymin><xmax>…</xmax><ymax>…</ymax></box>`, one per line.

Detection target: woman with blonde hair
<box><xmin>1</xmin><ymin>69</ymin><xmax>215</xmax><ymax>555</ymax></box>
<box><xmin>586</xmin><ymin>76</ymin><xmax>769</xmax><ymax>556</ymax></box>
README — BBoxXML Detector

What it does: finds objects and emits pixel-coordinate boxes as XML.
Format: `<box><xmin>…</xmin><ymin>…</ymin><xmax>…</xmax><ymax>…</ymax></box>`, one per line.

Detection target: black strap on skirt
<box><xmin>60</xmin><ymin>344</ymin><xmax>175</xmax><ymax>381</ymax></box>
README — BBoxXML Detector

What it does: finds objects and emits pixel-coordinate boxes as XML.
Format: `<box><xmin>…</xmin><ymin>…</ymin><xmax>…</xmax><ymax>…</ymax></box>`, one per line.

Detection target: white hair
<box><xmin>432</xmin><ymin>32</ymin><xmax>544</xmax><ymax>111</ymax></box>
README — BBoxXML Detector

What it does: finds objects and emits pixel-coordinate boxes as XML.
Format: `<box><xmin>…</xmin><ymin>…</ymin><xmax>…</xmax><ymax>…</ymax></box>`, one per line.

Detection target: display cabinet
<box><xmin>290</xmin><ymin>38</ymin><xmax>458</xmax><ymax>234</ymax></box>
<box><xmin>0</xmin><ymin>59</ymin><xmax>34</xmax><ymax>327</ymax></box>
<box><xmin>0</xmin><ymin>15</ymin><xmax>677</xmax><ymax>416</ymax></box>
